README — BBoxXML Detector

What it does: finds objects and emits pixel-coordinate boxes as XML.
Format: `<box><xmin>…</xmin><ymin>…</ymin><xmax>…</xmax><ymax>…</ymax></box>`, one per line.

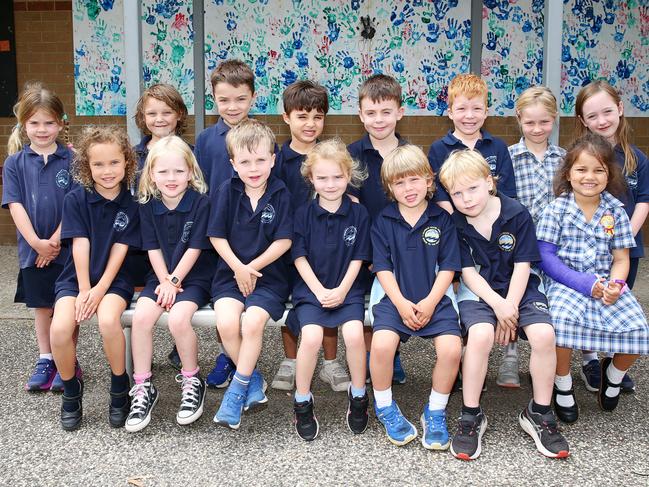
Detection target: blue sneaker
<box><xmin>206</xmin><ymin>353</ymin><xmax>235</xmax><ymax>389</ymax></box>
<box><xmin>393</xmin><ymin>352</ymin><xmax>406</xmax><ymax>384</ymax></box>
<box><xmin>213</xmin><ymin>386</ymin><xmax>246</xmax><ymax>430</ymax></box>
<box><xmin>421</xmin><ymin>406</ymin><xmax>450</xmax><ymax>450</ymax></box>
<box><xmin>244</xmin><ymin>370</ymin><xmax>268</xmax><ymax>411</ymax></box>
<box><xmin>51</xmin><ymin>361</ymin><xmax>82</xmax><ymax>393</ymax></box>
<box><xmin>25</xmin><ymin>358</ymin><xmax>57</xmax><ymax>391</ymax></box>
<box><xmin>580</xmin><ymin>359</ymin><xmax>601</xmax><ymax>392</ymax></box>
<box><xmin>375</xmin><ymin>400</ymin><xmax>417</xmax><ymax>446</ymax></box>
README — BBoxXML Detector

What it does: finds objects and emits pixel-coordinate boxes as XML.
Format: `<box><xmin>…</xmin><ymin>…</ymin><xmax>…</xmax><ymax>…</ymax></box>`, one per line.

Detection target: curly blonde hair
<box><xmin>301</xmin><ymin>138</ymin><xmax>367</xmax><ymax>190</ymax></box>
<box><xmin>72</xmin><ymin>126</ymin><xmax>136</xmax><ymax>190</ymax></box>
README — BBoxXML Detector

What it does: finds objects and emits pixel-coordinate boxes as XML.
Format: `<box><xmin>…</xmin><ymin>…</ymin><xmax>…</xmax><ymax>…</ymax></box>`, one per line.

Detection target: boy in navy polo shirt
<box><xmin>209</xmin><ymin>120</ymin><xmax>292</xmax><ymax>430</ymax></box>
<box><xmin>439</xmin><ymin>149</ymin><xmax>569</xmax><ymax>460</ymax></box>
<box><xmin>428</xmin><ymin>73</ymin><xmax>516</xmax><ymax>214</ymax></box>
<box><xmin>348</xmin><ymin>74</ymin><xmax>408</xmax><ymax>383</ymax></box>
<box><xmin>271</xmin><ymin>80</ymin><xmax>349</xmax><ymax>393</ymax></box>
<box><xmin>370</xmin><ymin>145</ymin><xmax>462</xmax><ymax>451</ymax></box>
<box><xmin>194</xmin><ymin>59</ymin><xmax>256</xmax><ymax>388</ymax></box>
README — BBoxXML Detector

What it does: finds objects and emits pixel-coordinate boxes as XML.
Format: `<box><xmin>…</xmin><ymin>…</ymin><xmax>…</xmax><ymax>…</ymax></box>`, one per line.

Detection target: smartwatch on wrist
<box><xmin>167</xmin><ymin>275</ymin><xmax>181</xmax><ymax>287</ymax></box>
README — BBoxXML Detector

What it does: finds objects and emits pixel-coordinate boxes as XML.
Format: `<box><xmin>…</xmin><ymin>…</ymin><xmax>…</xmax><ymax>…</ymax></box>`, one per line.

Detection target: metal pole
<box><xmin>470</xmin><ymin>0</ymin><xmax>483</xmax><ymax>75</ymax></box>
<box><xmin>123</xmin><ymin>0</ymin><xmax>142</xmax><ymax>143</ymax></box>
<box><xmin>193</xmin><ymin>0</ymin><xmax>205</xmax><ymax>140</ymax></box>
<box><xmin>543</xmin><ymin>0</ymin><xmax>563</xmax><ymax>145</ymax></box>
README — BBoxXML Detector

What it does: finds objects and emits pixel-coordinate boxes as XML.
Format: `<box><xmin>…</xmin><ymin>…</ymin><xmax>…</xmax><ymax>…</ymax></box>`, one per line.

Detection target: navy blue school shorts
<box><xmin>213</xmin><ymin>286</ymin><xmax>286</xmax><ymax>322</ymax></box>
<box><xmin>295</xmin><ymin>302</ymin><xmax>365</xmax><ymax>329</ymax></box>
<box><xmin>15</xmin><ymin>264</ymin><xmax>63</xmax><ymax>308</ymax></box>
<box><xmin>55</xmin><ymin>286</ymin><xmax>133</xmax><ymax>306</ymax></box>
<box><xmin>458</xmin><ymin>298</ymin><xmax>552</xmax><ymax>339</ymax></box>
<box><xmin>139</xmin><ymin>282</ymin><xmax>211</xmax><ymax>308</ymax></box>
<box><xmin>284</xmin><ymin>308</ymin><xmax>301</xmax><ymax>337</ymax></box>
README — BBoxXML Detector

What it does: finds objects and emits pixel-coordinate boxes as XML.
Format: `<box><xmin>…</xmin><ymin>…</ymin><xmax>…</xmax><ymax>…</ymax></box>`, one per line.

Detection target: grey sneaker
<box><xmin>271</xmin><ymin>359</ymin><xmax>296</xmax><ymax>391</ymax></box>
<box><xmin>319</xmin><ymin>359</ymin><xmax>351</xmax><ymax>392</ymax></box>
<box><xmin>496</xmin><ymin>353</ymin><xmax>520</xmax><ymax>388</ymax></box>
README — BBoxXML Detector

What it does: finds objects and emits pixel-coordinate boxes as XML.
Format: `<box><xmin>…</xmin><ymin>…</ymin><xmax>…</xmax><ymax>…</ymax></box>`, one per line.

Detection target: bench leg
<box><xmin>123</xmin><ymin>327</ymin><xmax>133</xmax><ymax>378</ymax></box>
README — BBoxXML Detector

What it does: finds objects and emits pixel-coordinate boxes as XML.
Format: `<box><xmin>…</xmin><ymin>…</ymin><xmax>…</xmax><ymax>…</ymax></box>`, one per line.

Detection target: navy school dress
<box><xmin>291</xmin><ymin>196</ymin><xmax>371</xmax><ymax>328</ymax></box>
<box><xmin>370</xmin><ymin>200</ymin><xmax>462</xmax><ymax>342</ymax></box>
<box><xmin>1</xmin><ymin>143</ymin><xmax>74</xmax><ymax>307</ymax></box>
<box><xmin>54</xmin><ymin>184</ymin><xmax>140</xmax><ymax>304</ymax></box>
<box><xmin>207</xmin><ymin>176</ymin><xmax>292</xmax><ymax>321</ymax></box>
<box><xmin>139</xmin><ymin>189</ymin><xmax>216</xmax><ymax>307</ymax></box>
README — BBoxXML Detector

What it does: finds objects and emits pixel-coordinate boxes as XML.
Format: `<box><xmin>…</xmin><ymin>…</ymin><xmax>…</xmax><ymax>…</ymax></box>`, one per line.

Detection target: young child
<box><xmin>536</xmin><ymin>133</ymin><xmax>649</xmax><ymax>423</ymax></box>
<box><xmin>132</xmin><ymin>83</ymin><xmax>191</xmax><ymax>370</ymax></box>
<box><xmin>50</xmin><ymin>126</ymin><xmax>140</xmax><ymax>431</ymax></box>
<box><xmin>439</xmin><ymin>149</ymin><xmax>569</xmax><ymax>460</ymax></box>
<box><xmin>195</xmin><ymin>60</ymin><xmax>258</xmax><ymax>388</ymax></box>
<box><xmin>370</xmin><ymin>145</ymin><xmax>462</xmax><ymax>450</ymax></box>
<box><xmin>272</xmin><ymin>80</ymin><xmax>348</xmax><ymax>393</ymax></box>
<box><xmin>208</xmin><ymin>120</ymin><xmax>292</xmax><ymax>430</ymax></box>
<box><xmin>348</xmin><ymin>74</ymin><xmax>407</xmax><ymax>384</ymax></box>
<box><xmin>499</xmin><ymin>87</ymin><xmax>566</xmax><ymax>388</ymax></box>
<box><xmin>428</xmin><ymin>73</ymin><xmax>517</xmax><ymax>214</ymax></box>
<box><xmin>291</xmin><ymin>139</ymin><xmax>370</xmax><ymax>441</ymax></box>
<box><xmin>2</xmin><ymin>82</ymin><xmax>75</xmax><ymax>392</ymax></box>
<box><xmin>574</xmin><ymin>80</ymin><xmax>649</xmax><ymax>393</ymax></box>
<box><xmin>124</xmin><ymin>136</ymin><xmax>214</xmax><ymax>432</ymax></box>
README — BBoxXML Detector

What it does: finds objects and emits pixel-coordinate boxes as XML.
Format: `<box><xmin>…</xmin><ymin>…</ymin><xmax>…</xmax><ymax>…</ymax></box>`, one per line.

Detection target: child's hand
<box><xmin>494</xmin><ymin>322</ymin><xmax>514</xmax><ymax>346</ymax></box>
<box><xmin>591</xmin><ymin>278</ymin><xmax>606</xmax><ymax>299</ymax></box>
<box><xmin>395</xmin><ymin>298</ymin><xmax>423</xmax><ymax>330</ymax></box>
<box><xmin>321</xmin><ymin>287</ymin><xmax>347</xmax><ymax>308</ymax></box>
<box><xmin>493</xmin><ymin>298</ymin><xmax>519</xmax><ymax>329</ymax></box>
<box><xmin>414</xmin><ymin>297</ymin><xmax>436</xmax><ymax>326</ymax></box>
<box><xmin>154</xmin><ymin>281</ymin><xmax>182</xmax><ymax>311</ymax></box>
<box><xmin>234</xmin><ymin>264</ymin><xmax>262</xmax><ymax>297</ymax></box>
<box><xmin>75</xmin><ymin>289</ymin><xmax>91</xmax><ymax>322</ymax></box>
<box><xmin>76</xmin><ymin>284</ymin><xmax>108</xmax><ymax>322</ymax></box>
<box><xmin>602</xmin><ymin>282</ymin><xmax>621</xmax><ymax>306</ymax></box>
<box><xmin>33</xmin><ymin>238</ymin><xmax>60</xmax><ymax>266</ymax></box>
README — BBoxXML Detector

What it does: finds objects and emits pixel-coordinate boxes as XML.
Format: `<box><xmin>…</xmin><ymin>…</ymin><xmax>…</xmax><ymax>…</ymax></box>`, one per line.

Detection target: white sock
<box><xmin>322</xmin><ymin>359</ymin><xmax>336</xmax><ymax>367</ymax></box>
<box><xmin>605</xmin><ymin>363</ymin><xmax>626</xmax><ymax>398</ymax></box>
<box><xmin>582</xmin><ymin>351</ymin><xmax>598</xmax><ymax>365</ymax></box>
<box><xmin>504</xmin><ymin>342</ymin><xmax>518</xmax><ymax>357</ymax></box>
<box><xmin>39</xmin><ymin>353</ymin><xmax>53</xmax><ymax>360</ymax></box>
<box><xmin>428</xmin><ymin>388</ymin><xmax>450</xmax><ymax>411</ymax></box>
<box><xmin>373</xmin><ymin>387</ymin><xmax>392</xmax><ymax>409</ymax></box>
<box><xmin>283</xmin><ymin>358</ymin><xmax>296</xmax><ymax>365</ymax></box>
<box><xmin>554</xmin><ymin>374</ymin><xmax>575</xmax><ymax>408</ymax></box>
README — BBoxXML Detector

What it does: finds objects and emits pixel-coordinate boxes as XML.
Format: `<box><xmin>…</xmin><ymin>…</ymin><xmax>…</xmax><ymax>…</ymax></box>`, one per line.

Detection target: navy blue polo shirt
<box><xmin>347</xmin><ymin>133</ymin><xmax>409</xmax><ymax>222</ymax></box>
<box><xmin>428</xmin><ymin>129</ymin><xmax>517</xmax><ymax>202</ymax></box>
<box><xmin>291</xmin><ymin>196</ymin><xmax>371</xmax><ymax>307</ymax></box>
<box><xmin>140</xmin><ymin>189</ymin><xmax>217</xmax><ymax>287</ymax></box>
<box><xmin>371</xmin><ymin>200</ymin><xmax>461</xmax><ymax>302</ymax></box>
<box><xmin>207</xmin><ymin>176</ymin><xmax>293</xmax><ymax>299</ymax></box>
<box><xmin>2</xmin><ymin>143</ymin><xmax>74</xmax><ymax>268</ymax></box>
<box><xmin>276</xmin><ymin>140</ymin><xmax>313</xmax><ymax>211</ymax></box>
<box><xmin>195</xmin><ymin>118</ymin><xmax>232</xmax><ymax>194</ymax></box>
<box><xmin>55</xmin><ymin>184</ymin><xmax>140</xmax><ymax>296</ymax></box>
<box><xmin>615</xmin><ymin>145</ymin><xmax>649</xmax><ymax>258</ymax></box>
<box><xmin>453</xmin><ymin>193</ymin><xmax>543</xmax><ymax>299</ymax></box>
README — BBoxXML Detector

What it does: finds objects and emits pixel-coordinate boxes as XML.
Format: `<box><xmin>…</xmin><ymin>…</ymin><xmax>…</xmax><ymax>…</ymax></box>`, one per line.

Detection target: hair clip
<box><xmin>62</xmin><ymin>113</ymin><xmax>69</xmax><ymax>122</ymax></box>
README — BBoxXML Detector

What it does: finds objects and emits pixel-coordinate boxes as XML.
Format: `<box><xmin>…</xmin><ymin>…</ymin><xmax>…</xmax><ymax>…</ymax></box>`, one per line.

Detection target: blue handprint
<box><xmin>108</xmin><ymin>75</ymin><xmax>122</xmax><ymax>94</ymax></box>
<box><xmin>337</xmin><ymin>50</ymin><xmax>355</xmax><ymax>69</ymax></box>
<box><xmin>296</xmin><ymin>52</ymin><xmax>309</xmax><ymax>69</ymax></box>
<box><xmin>445</xmin><ymin>18</ymin><xmax>459</xmax><ymax>40</ymax></box>
<box><xmin>292</xmin><ymin>31</ymin><xmax>303</xmax><ymax>50</ymax></box>
<box><xmin>591</xmin><ymin>15</ymin><xmax>603</xmax><ymax>34</ymax></box>
<box><xmin>616</xmin><ymin>60</ymin><xmax>634</xmax><ymax>79</ymax></box>
<box><xmin>255</xmin><ymin>56</ymin><xmax>267</xmax><ymax>78</ymax></box>
<box><xmin>392</xmin><ymin>54</ymin><xmax>405</xmax><ymax>74</ymax></box>
<box><xmin>522</xmin><ymin>20</ymin><xmax>533</xmax><ymax>33</ymax></box>
<box><xmin>426</xmin><ymin>23</ymin><xmax>440</xmax><ymax>43</ymax></box>
<box><xmin>434</xmin><ymin>51</ymin><xmax>448</xmax><ymax>70</ymax></box>
<box><xmin>485</xmin><ymin>31</ymin><xmax>497</xmax><ymax>51</ymax></box>
<box><xmin>390</xmin><ymin>3</ymin><xmax>414</xmax><ymax>27</ymax></box>
<box><xmin>462</xmin><ymin>20</ymin><xmax>471</xmax><ymax>38</ymax></box>
<box><xmin>498</xmin><ymin>37</ymin><xmax>511</xmax><ymax>58</ymax></box>
<box><xmin>281</xmin><ymin>70</ymin><xmax>298</xmax><ymax>86</ymax></box>
<box><xmin>433</xmin><ymin>0</ymin><xmax>450</xmax><ymax>21</ymax></box>
<box><xmin>614</xmin><ymin>25</ymin><xmax>625</xmax><ymax>42</ymax></box>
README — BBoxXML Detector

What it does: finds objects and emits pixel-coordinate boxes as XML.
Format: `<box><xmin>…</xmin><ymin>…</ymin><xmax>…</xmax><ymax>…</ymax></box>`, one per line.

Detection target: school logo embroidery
<box><xmin>498</xmin><ymin>232</ymin><xmax>516</xmax><ymax>252</ymax></box>
<box><xmin>343</xmin><ymin>226</ymin><xmax>357</xmax><ymax>247</ymax></box>
<box><xmin>113</xmin><ymin>211</ymin><xmax>129</xmax><ymax>232</ymax></box>
<box><xmin>422</xmin><ymin>226</ymin><xmax>441</xmax><ymax>246</ymax></box>
<box><xmin>181</xmin><ymin>221</ymin><xmax>193</xmax><ymax>243</ymax></box>
<box><xmin>533</xmin><ymin>301</ymin><xmax>548</xmax><ymax>312</ymax></box>
<box><xmin>485</xmin><ymin>155</ymin><xmax>497</xmax><ymax>175</ymax></box>
<box><xmin>626</xmin><ymin>171</ymin><xmax>638</xmax><ymax>190</ymax></box>
<box><xmin>55</xmin><ymin>169</ymin><xmax>70</xmax><ymax>189</ymax></box>
<box><xmin>600</xmin><ymin>212</ymin><xmax>615</xmax><ymax>237</ymax></box>
<box><xmin>260</xmin><ymin>204</ymin><xmax>275</xmax><ymax>224</ymax></box>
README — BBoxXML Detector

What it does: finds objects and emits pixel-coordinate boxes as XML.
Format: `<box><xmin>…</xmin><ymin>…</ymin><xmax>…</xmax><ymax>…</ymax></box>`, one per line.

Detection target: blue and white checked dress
<box><xmin>536</xmin><ymin>191</ymin><xmax>648</xmax><ymax>354</ymax></box>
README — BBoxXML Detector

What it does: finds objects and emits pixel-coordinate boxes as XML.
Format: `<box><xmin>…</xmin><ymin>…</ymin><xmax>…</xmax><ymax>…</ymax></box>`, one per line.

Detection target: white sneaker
<box><xmin>496</xmin><ymin>353</ymin><xmax>521</xmax><ymax>388</ymax></box>
<box><xmin>319</xmin><ymin>359</ymin><xmax>351</xmax><ymax>392</ymax></box>
<box><xmin>271</xmin><ymin>359</ymin><xmax>296</xmax><ymax>391</ymax></box>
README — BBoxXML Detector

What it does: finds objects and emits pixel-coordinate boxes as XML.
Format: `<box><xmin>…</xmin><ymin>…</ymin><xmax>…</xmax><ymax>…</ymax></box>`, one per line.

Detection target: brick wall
<box><xmin>1</xmin><ymin>1</ymin><xmax>648</xmax><ymax>244</ymax></box>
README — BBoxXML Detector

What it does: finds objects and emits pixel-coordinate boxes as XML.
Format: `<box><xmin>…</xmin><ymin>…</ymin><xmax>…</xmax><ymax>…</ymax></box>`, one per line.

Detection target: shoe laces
<box><xmin>425</xmin><ymin>412</ymin><xmax>446</xmax><ymax>432</ymax></box>
<box><xmin>380</xmin><ymin>405</ymin><xmax>405</xmax><ymax>428</ymax></box>
<box><xmin>457</xmin><ymin>415</ymin><xmax>481</xmax><ymax>436</ymax></box>
<box><xmin>537</xmin><ymin>412</ymin><xmax>561</xmax><ymax>436</ymax></box>
<box><xmin>177</xmin><ymin>375</ymin><xmax>201</xmax><ymax>407</ymax></box>
<box><xmin>128</xmin><ymin>383</ymin><xmax>150</xmax><ymax>414</ymax></box>
<box><xmin>33</xmin><ymin>359</ymin><xmax>53</xmax><ymax>374</ymax></box>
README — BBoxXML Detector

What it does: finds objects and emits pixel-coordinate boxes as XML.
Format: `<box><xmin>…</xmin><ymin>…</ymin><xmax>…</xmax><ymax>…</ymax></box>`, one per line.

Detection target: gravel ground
<box><xmin>1</xmin><ymin>245</ymin><xmax>648</xmax><ymax>487</ymax></box>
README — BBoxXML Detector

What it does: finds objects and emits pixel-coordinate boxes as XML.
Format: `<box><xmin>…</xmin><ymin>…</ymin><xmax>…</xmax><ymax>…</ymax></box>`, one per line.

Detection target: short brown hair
<box><xmin>283</xmin><ymin>80</ymin><xmax>329</xmax><ymax>115</ymax></box>
<box><xmin>72</xmin><ymin>126</ymin><xmax>137</xmax><ymax>190</ymax></box>
<box><xmin>448</xmin><ymin>73</ymin><xmax>488</xmax><ymax>108</ymax></box>
<box><xmin>134</xmin><ymin>83</ymin><xmax>188</xmax><ymax>136</ymax></box>
<box><xmin>225</xmin><ymin>119</ymin><xmax>275</xmax><ymax>159</ymax></box>
<box><xmin>210</xmin><ymin>59</ymin><xmax>255</xmax><ymax>94</ymax></box>
<box><xmin>358</xmin><ymin>74</ymin><xmax>402</xmax><ymax>106</ymax></box>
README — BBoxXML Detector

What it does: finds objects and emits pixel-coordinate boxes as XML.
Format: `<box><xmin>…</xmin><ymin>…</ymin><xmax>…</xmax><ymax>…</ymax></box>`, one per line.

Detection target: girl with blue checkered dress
<box><xmin>536</xmin><ymin>134</ymin><xmax>649</xmax><ymax>424</ymax></box>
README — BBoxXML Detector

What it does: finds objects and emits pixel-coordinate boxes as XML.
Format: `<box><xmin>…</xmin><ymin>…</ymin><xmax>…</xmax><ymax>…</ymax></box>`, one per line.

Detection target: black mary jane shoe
<box><xmin>109</xmin><ymin>389</ymin><xmax>131</xmax><ymax>428</ymax></box>
<box><xmin>61</xmin><ymin>379</ymin><xmax>84</xmax><ymax>431</ymax></box>
<box><xmin>598</xmin><ymin>357</ymin><xmax>621</xmax><ymax>412</ymax></box>
<box><xmin>552</xmin><ymin>384</ymin><xmax>579</xmax><ymax>424</ymax></box>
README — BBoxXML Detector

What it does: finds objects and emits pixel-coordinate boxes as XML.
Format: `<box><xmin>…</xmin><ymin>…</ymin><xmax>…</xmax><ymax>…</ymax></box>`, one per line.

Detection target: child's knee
<box><xmin>97</xmin><ymin>315</ymin><xmax>122</xmax><ymax>336</ymax></box>
<box><xmin>132</xmin><ymin>312</ymin><xmax>156</xmax><ymax>332</ymax></box>
<box><xmin>300</xmin><ymin>329</ymin><xmax>323</xmax><ymax>352</ymax></box>
<box><xmin>468</xmin><ymin>324</ymin><xmax>494</xmax><ymax>351</ymax></box>
<box><xmin>167</xmin><ymin>314</ymin><xmax>192</xmax><ymax>336</ymax></box>
<box><xmin>50</xmin><ymin>320</ymin><xmax>73</xmax><ymax>346</ymax></box>
<box><xmin>342</xmin><ymin>325</ymin><xmax>364</xmax><ymax>351</ymax></box>
<box><xmin>437</xmin><ymin>341</ymin><xmax>462</xmax><ymax>365</ymax></box>
<box><xmin>528</xmin><ymin>323</ymin><xmax>556</xmax><ymax>350</ymax></box>
<box><xmin>371</xmin><ymin>336</ymin><xmax>397</xmax><ymax>361</ymax></box>
<box><xmin>241</xmin><ymin>317</ymin><xmax>265</xmax><ymax>339</ymax></box>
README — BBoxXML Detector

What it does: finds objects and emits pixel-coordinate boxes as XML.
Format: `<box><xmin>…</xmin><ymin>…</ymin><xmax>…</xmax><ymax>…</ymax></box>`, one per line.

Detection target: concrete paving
<box><xmin>0</xmin><ymin>245</ymin><xmax>648</xmax><ymax>487</ymax></box>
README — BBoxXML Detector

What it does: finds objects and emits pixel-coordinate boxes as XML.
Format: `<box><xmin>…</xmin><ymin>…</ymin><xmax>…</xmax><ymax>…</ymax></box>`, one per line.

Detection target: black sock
<box><xmin>110</xmin><ymin>372</ymin><xmax>130</xmax><ymax>407</ymax></box>
<box><xmin>531</xmin><ymin>400</ymin><xmax>551</xmax><ymax>415</ymax></box>
<box><xmin>62</xmin><ymin>378</ymin><xmax>81</xmax><ymax>412</ymax></box>
<box><xmin>462</xmin><ymin>404</ymin><xmax>481</xmax><ymax>416</ymax></box>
